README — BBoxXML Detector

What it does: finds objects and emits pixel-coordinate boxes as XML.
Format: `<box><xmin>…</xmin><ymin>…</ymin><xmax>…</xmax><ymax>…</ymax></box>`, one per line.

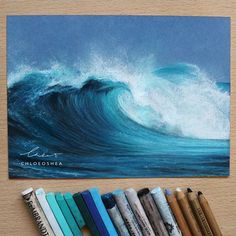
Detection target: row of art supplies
<box><xmin>21</xmin><ymin>186</ymin><xmax>222</xmax><ymax>236</ymax></box>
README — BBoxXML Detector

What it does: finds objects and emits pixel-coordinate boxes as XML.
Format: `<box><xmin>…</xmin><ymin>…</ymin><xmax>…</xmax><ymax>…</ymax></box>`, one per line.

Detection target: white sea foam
<box><xmin>8</xmin><ymin>55</ymin><xmax>230</xmax><ymax>140</ymax></box>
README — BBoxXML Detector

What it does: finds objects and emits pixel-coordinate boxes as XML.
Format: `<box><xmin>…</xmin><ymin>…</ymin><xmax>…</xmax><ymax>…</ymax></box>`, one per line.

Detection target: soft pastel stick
<box><xmin>151</xmin><ymin>187</ymin><xmax>182</xmax><ymax>236</ymax></box>
<box><xmin>89</xmin><ymin>187</ymin><xmax>118</xmax><ymax>236</ymax></box>
<box><xmin>102</xmin><ymin>193</ymin><xmax>130</xmax><ymax>236</ymax></box>
<box><xmin>113</xmin><ymin>189</ymin><xmax>142</xmax><ymax>236</ymax></box>
<box><xmin>165</xmin><ymin>189</ymin><xmax>192</xmax><ymax>236</ymax></box>
<box><xmin>55</xmin><ymin>193</ymin><xmax>82</xmax><ymax>236</ymax></box>
<box><xmin>138</xmin><ymin>188</ymin><xmax>169</xmax><ymax>236</ymax></box>
<box><xmin>81</xmin><ymin>190</ymin><xmax>110</xmax><ymax>236</ymax></box>
<box><xmin>125</xmin><ymin>188</ymin><xmax>155</xmax><ymax>236</ymax></box>
<box><xmin>22</xmin><ymin>188</ymin><xmax>55</xmax><ymax>236</ymax></box>
<box><xmin>73</xmin><ymin>193</ymin><xmax>100</xmax><ymax>236</ymax></box>
<box><xmin>46</xmin><ymin>192</ymin><xmax>73</xmax><ymax>236</ymax></box>
<box><xmin>64</xmin><ymin>192</ymin><xmax>85</xmax><ymax>229</ymax></box>
<box><xmin>35</xmin><ymin>188</ymin><xmax>64</xmax><ymax>236</ymax></box>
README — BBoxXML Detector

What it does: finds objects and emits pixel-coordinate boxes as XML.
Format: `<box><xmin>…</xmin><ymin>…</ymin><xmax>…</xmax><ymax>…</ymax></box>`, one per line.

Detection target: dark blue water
<box><xmin>8</xmin><ymin>64</ymin><xmax>230</xmax><ymax>178</ymax></box>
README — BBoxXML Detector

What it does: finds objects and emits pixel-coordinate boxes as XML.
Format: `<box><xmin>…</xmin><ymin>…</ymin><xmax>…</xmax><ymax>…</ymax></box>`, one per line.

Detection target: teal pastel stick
<box><xmin>46</xmin><ymin>192</ymin><xmax>73</xmax><ymax>236</ymax></box>
<box><xmin>55</xmin><ymin>193</ymin><xmax>83</xmax><ymax>236</ymax></box>
<box><xmin>89</xmin><ymin>187</ymin><xmax>118</xmax><ymax>236</ymax></box>
<box><xmin>64</xmin><ymin>192</ymin><xmax>85</xmax><ymax>229</ymax></box>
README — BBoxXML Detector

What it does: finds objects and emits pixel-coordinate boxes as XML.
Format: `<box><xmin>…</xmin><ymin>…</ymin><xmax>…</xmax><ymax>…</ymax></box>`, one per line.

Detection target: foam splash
<box><xmin>8</xmin><ymin>57</ymin><xmax>230</xmax><ymax>140</ymax></box>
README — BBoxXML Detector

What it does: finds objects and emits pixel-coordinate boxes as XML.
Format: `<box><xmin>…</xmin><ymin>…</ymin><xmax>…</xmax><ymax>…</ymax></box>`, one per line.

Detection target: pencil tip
<box><xmin>187</xmin><ymin>188</ymin><xmax>193</xmax><ymax>193</ymax></box>
<box><xmin>165</xmin><ymin>189</ymin><xmax>172</xmax><ymax>195</ymax></box>
<box><xmin>198</xmin><ymin>191</ymin><xmax>203</xmax><ymax>195</ymax></box>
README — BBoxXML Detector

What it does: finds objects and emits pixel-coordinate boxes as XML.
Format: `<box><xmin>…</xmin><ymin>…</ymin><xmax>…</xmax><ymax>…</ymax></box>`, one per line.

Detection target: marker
<box><xmin>187</xmin><ymin>188</ymin><xmax>213</xmax><ymax>236</ymax></box>
<box><xmin>46</xmin><ymin>192</ymin><xmax>73</xmax><ymax>236</ymax></box>
<box><xmin>138</xmin><ymin>188</ymin><xmax>169</xmax><ymax>236</ymax></box>
<box><xmin>198</xmin><ymin>191</ymin><xmax>222</xmax><ymax>236</ymax></box>
<box><xmin>102</xmin><ymin>193</ymin><xmax>130</xmax><ymax>236</ymax></box>
<box><xmin>113</xmin><ymin>189</ymin><xmax>142</xmax><ymax>236</ymax></box>
<box><xmin>73</xmin><ymin>193</ymin><xmax>100</xmax><ymax>236</ymax></box>
<box><xmin>165</xmin><ymin>189</ymin><xmax>191</xmax><ymax>236</ymax></box>
<box><xmin>55</xmin><ymin>193</ymin><xmax>82</xmax><ymax>236</ymax></box>
<box><xmin>176</xmin><ymin>188</ymin><xmax>202</xmax><ymax>236</ymax></box>
<box><xmin>89</xmin><ymin>187</ymin><xmax>118</xmax><ymax>236</ymax></box>
<box><xmin>21</xmin><ymin>188</ymin><xmax>55</xmax><ymax>236</ymax></box>
<box><xmin>125</xmin><ymin>188</ymin><xmax>155</xmax><ymax>236</ymax></box>
<box><xmin>35</xmin><ymin>188</ymin><xmax>64</xmax><ymax>236</ymax></box>
<box><xmin>64</xmin><ymin>192</ymin><xmax>85</xmax><ymax>229</ymax></box>
<box><xmin>81</xmin><ymin>190</ymin><xmax>110</xmax><ymax>236</ymax></box>
<box><xmin>151</xmin><ymin>187</ymin><xmax>182</xmax><ymax>236</ymax></box>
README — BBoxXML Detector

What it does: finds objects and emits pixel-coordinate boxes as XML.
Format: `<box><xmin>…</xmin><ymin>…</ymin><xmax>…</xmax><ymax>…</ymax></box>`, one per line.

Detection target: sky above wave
<box><xmin>7</xmin><ymin>16</ymin><xmax>230</xmax><ymax>82</ymax></box>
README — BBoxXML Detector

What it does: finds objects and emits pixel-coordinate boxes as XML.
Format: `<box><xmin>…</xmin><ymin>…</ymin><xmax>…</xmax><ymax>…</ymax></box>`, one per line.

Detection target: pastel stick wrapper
<box><xmin>138</xmin><ymin>188</ymin><xmax>169</xmax><ymax>236</ymax></box>
<box><xmin>21</xmin><ymin>188</ymin><xmax>55</xmax><ymax>236</ymax></box>
<box><xmin>113</xmin><ymin>189</ymin><xmax>142</xmax><ymax>236</ymax></box>
<box><xmin>151</xmin><ymin>187</ymin><xmax>182</xmax><ymax>236</ymax></box>
<box><xmin>102</xmin><ymin>193</ymin><xmax>130</xmax><ymax>236</ymax></box>
<box><xmin>125</xmin><ymin>188</ymin><xmax>155</xmax><ymax>236</ymax></box>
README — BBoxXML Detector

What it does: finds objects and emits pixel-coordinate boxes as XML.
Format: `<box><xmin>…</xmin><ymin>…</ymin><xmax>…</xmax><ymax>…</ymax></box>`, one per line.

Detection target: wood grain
<box><xmin>0</xmin><ymin>1</ymin><xmax>235</xmax><ymax>235</ymax></box>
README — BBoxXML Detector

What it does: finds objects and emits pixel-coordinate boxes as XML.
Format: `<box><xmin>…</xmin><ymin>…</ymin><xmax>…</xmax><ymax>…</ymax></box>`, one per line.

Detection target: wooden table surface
<box><xmin>0</xmin><ymin>1</ymin><xmax>236</xmax><ymax>235</ymax></box>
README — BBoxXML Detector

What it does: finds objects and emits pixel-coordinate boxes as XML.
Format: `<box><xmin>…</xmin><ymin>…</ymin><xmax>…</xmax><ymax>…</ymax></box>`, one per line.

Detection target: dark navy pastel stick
<box><xmin>102</xmin><ymin>193</ymin><xmax>130</xmax><ymax>236</ymax></box>
<box><xmin>73</xmin><ymin>193</ymin><xmax>100</xmax><ymax>236</ymax></box>
<box><xmin>81</xmin><ymin>190</ymin><xmax>110</xmax><ymax>236</ymax></box>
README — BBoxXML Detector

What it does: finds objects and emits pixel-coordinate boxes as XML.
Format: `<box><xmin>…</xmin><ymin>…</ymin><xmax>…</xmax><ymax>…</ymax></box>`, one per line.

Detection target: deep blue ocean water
<box><xmin>8</xmin><ymin>63</ymin><xmax>230</xmax><ymax>178</ymax></box>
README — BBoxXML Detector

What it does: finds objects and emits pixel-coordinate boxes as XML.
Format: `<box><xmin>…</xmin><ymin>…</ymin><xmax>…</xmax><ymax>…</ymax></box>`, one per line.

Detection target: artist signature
<box><xmin>20</xmin><ymin>146</ymin><xmax>62</xmax><ymax>158</ymax></box>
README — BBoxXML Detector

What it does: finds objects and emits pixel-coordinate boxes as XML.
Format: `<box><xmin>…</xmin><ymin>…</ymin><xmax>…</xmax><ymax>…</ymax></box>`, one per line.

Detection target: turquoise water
<box><xmin>8</xmin><ymin>63</ymin><xmax>230</xmax><ymax>178</ymax></box>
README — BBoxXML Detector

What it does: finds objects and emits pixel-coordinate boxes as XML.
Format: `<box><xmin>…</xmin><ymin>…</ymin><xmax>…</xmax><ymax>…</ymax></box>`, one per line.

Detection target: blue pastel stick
<box><xmin>81</xmin><ymin>190</ymin><xmax>110</xmax><ymax>236</ymax></box>
<box><xmin>55</xmin><ymin>193</ymin><xmax>82</xmax><ymax>236</ymax></box>
<box><xmin>46</xmin><ymin>192</ymin><xmax>73</xmax><ymax>236</ymax></box>
<box><xmin>89</xmin><ymin>187</ymin><xmax>118</xmax><ymax>236</ymax></box>
<box><xmin>64</xmin><ymin>192</ymin><xmax>85</xmax><ymax>229</ymax></box>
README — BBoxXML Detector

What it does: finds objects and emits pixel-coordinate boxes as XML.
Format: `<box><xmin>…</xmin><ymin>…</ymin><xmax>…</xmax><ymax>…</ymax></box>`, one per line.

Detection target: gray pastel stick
<box><xmin>125</xmin><ymin>188</ymin><xmax>155</xmax><ymax>236</ymax></box>
<box><xmin>113</xmin><ymin>189</ymin><xmax>142</xmax><ymax>236</ymax></box>
<box><xmin>138</xmin><ymin>188</ymin><xmax>169</xmax><ymax>236</ymax></box>
<box><xmin>21</xmin><ymin>188</ymin><xmax>55</xmax><ymax>236</ymax></box>
<box><xmin>151</xmin><ymin>187</ymin><xmax>182</xmax><ymax>236</ymax></box>
<box><xmin>102</xmin><ymin>193</ymin><xmax>130</xmax><ymax>236</ymax></box>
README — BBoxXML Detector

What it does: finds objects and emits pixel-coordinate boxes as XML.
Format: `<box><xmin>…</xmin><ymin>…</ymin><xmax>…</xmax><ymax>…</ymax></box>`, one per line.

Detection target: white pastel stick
<box><xmin>125</xmin><ymin>188</ymin><xmax>155</xmax><ymax>236</ymax></box>
<box><xmin>151</xmin><ymin>187</ymin><xmax>182</xmax><ymax>236</ymax></box>
<box><xmin>113</xmin><ymin>189</ymin><xmax>142</xmax><ymax>236</ymax></box>
<box><xmin>21</xmin><ymin>188</ymin><xmax>55</xmax><ymax>236</ymax></box>
<box><xmin>35</xmin><ymin>188</ymin><xmax>64</xmax><ymax>236</ymax></box>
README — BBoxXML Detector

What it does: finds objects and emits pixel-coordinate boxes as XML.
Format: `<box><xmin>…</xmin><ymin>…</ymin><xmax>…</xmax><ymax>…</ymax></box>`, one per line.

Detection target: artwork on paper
<box><xmin>7</xmin><ymin>16</ymin><xmax>230</xmax><ymax>178</ymax></box>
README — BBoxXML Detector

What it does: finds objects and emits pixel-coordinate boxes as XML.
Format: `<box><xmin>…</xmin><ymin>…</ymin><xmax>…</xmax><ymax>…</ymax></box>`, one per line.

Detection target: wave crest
<box><xmin>8</xmin><ymin>61</ymin><xmax>230</xmax><ymax>140</ymax></box>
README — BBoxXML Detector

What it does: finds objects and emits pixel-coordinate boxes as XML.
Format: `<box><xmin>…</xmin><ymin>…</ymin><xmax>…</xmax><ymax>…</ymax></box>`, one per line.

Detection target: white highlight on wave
<box><xmin>8</xmin><ymin>55</ymin><xmax>230</xmax><ymax>140</ymax></box>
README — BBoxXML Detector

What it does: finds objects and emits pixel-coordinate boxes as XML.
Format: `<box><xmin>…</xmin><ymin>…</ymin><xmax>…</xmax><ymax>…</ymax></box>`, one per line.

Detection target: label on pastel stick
<box><xmin>108</xmin><ymin>205</ymin><xmax>131</xmax><ymax>236</ymax></box>
<box><xmin>35</xmin><ymin>188</ymin><xmax>64</xmax><ymax>236</ymax></box>
<box><xmin>102</xmin><ymin>193</ymin><xmax>130</xmax><ymax>236</ymax></box>
<box><xmin>113</xmin><ymin>190</ymin><xmax>142</xmax><ymax>236</ymax></box>
<box><xmin>21</xmin><ymin>188</ymin><xmax>55</xmax><ymax>236</ymax></box>
<box><xmin>138</xmin><ymin>189</ymin><xmax>169</xmax><ymax>236</ymax></box>
<box><xmin>125</xmin><ymin>188</ymin><xmax>155</xmax><ymax>236</ymax></box>
<box><xmin>151</xmin><ymin>187</ymin><xmax>182</xmax><ymax>236</ymax></box>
